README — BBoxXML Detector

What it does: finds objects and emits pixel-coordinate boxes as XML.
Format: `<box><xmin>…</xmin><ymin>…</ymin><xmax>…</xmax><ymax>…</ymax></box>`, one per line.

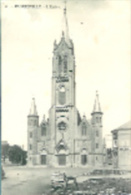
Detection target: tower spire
<box><xmin>62</xmin><ymin>0</ymin><xmax>70</xmax><ymax>43</ymax></box>
<box><xmin>29</xmin><ymin>98</ymin><xmax>38</xmax><ymax>115</ymax></box>
<box><xmin>93</xmin><ymin>91</ymin><xmax>101</xmax><ymax>113</ymax></box>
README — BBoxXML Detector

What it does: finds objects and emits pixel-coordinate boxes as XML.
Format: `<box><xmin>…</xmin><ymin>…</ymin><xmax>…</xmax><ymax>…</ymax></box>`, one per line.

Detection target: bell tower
<box><xmin>27</xmin><ymin>98</ymin><xmax>39</xmax><ymax>165</ymax></box>
<box><xmin>91</xmin><ymin>91</ymin><xmax>103</xmax><ymax>165</ymax></box>
<box><xmin>49</xmin><ymin>4</ymin><xmax>78</xmax><ymax>166</ymax></box>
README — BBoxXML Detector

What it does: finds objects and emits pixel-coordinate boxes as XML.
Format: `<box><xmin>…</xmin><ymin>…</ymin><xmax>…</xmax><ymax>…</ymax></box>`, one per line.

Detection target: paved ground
<box><xmin>2</xmin><ymin>166</ymin><xmax>131</xmax><ymax>195</ymax></box>
<box><xmin>2</xmin><ymin>166</ymin><xmax>93</xmax><ymax>195</ymax></box>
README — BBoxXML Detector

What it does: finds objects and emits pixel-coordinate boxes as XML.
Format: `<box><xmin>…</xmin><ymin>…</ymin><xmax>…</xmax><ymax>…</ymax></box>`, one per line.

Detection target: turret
<box><xmin>27</xmin><ymin>98</ymin><xmax>39</xmax><ymax>165</ymax></box>
<box><xmin>91</xmin><ymin>91</ymin><xmax>103</xmax><ymax>126</ymax></box>
<box><xmin>28</xmin><ymin>97</ymin><xmax>39</xmax><ymax>127</ymax></box>
<box><xmin>91</xmin><ymin>91</ymin><xmax>103</xmax><ymax>165</ymax></box>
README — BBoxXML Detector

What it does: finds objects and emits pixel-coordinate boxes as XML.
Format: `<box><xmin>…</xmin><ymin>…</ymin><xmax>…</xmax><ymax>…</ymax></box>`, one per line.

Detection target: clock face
<box><xmin>59</xmin><ymin>85</ymin><xmax>65</xmax><ymax>92</ymax></box>
<box><xmin>58</xmin><ymin>121</ymin><xmax>66</xmax><ymax>131</ymax></box>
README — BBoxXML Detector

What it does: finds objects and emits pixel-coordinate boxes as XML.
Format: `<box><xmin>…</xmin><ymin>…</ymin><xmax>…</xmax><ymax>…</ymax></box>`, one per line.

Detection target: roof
<box><xmin>111</xmin><ymin>121</ymin><xmax>131</xmax><ymax>133</ymax></box>
<box><xmin>118</xmin><ymin>121</ymin><xmax>131</xmax><ymax>129</ymax></box>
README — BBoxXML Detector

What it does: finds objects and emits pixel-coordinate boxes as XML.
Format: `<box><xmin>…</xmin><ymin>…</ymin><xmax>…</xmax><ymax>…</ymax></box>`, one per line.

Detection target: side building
<box><xmin>111</xmin><ymin>121</ymin><xmax>131</xmax><ymax>169</ymax></box>
<box><xmin>27</xmin><ymin>7</ymin><xmax>106</xmax><ymax>167</ymax></box>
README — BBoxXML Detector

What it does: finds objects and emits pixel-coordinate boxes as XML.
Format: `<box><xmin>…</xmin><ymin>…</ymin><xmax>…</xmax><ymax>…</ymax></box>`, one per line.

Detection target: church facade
<box><xmin>27</xmin><ymin>8</ymin><xmax>106</xmax><ymax>167</ymax></box>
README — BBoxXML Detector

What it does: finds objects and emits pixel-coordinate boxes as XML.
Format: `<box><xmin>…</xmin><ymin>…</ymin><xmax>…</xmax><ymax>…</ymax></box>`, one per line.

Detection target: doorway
<box><xmin>58</xmin><ymin>154</ymin><xmax>66</xmax><ymax>165</ymax></box>
<box><xmin>41</xmin><ymin>155</ymin><xmax>46</xmax><ymax>165</ymax></box>
<box><xmin>81</xmin><ymin>154</ymin><xmax>87</xmax><ymax>165</ymax></box>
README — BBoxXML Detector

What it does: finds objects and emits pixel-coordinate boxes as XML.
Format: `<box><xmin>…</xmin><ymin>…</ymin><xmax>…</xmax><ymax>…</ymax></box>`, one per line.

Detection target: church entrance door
<box><xmin>81</xmin><ymin>154</ymin><xmax>87</xmax><ymax>165</ymax></box>
<box><xmin>58</xmin><ymin>155</ymin><xmax>66</xmax><ymax>165</ymax></box>
<box><xmin>41</xmin><ymin>155</ymin><xmax>46</xmax><ymax>165</ymax></box>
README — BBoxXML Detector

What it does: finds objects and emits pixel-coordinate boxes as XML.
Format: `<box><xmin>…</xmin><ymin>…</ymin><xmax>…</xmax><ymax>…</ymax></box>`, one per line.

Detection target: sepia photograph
<box><xmin>1</xmin><ymin>0</ymin><xmax>131</xmax><ymax>194</ymax></box>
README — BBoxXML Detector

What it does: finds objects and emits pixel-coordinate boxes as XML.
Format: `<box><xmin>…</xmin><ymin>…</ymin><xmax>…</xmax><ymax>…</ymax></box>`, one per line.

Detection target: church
<box><xmin>27</xmin><ymin>6</ymin><xmax>106</xmax><ymax>167</ymax></box>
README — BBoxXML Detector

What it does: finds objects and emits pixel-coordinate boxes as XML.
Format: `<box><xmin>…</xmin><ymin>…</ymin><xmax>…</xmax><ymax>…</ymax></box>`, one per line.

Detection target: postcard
<box><xmin>1</xmin><ymin>0</ymin><xmax>131</xmax><ymax>195</ymax></box>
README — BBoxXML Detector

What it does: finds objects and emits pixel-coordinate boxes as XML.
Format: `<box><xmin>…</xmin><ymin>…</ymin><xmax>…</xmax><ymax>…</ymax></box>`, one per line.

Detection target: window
<box><xmin>96</xmin><ymin>143</ymin><xmax>99</xmax><ymax>149</ymax></box>
<box><xmin>29</xmin><ymin>144</ymin><xmax>32</xmax><ymax>150</ymax></box>
<box><xmin>41</xmin><ymin>125</ymin><xmax>46</xmax><ymax>136</ymax></box>
<box><xmin>113</xmin><ymin>133</ymin><xmax>117</xmax><ymax>140</ymax></box>
<box><xmin>58</xmin><ymin>56</ymin><xmax>62</xmax><ymax>73</ymax></box>
<box><xmin>96</xmin><ymin>130</ymin><xmax>99</xmax><ymax>137</ymax></box>
<box><xmin>58</xmin><ymin>121</ymin><xmax>66</xmax><ymax>131</ymax></box>
<box><xmin>30</xmin><ymin>132</ymin><xmax>33</xmax><ymax>138</ymax></box>
<box><xmin>82</xmin><ymin>125</ymin><xmax>87</xmax><ymax>136</ymax></box>
<box><xmin>28</xmin><ymin>120</ymin><xmax>32</xmax><ymax>126</ymax></box>
<box><xmin>64</xmin><ymin>55</ymin><xmax>67</xmax><ymax>73</ymax></box>
<box><xmin>96</xmin><ymin>117</ymin><xmax>101</xmax><ymax>123</ymax></box>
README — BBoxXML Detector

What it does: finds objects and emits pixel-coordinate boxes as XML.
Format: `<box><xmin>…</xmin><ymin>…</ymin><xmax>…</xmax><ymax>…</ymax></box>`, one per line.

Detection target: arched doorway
<box><xmin>56</xmin><ymin>139</ymin><xmax>67</xmax><ymax>166</ymax></box>
<box><xmin>81</xmin><ymin>149</ymin><xmax>87</xmax><ymax>165</ymax></box>
<box><xmin>40</xmin><ymin>149</ymin><xmax>47</xmax><ymax>165</ymax></box>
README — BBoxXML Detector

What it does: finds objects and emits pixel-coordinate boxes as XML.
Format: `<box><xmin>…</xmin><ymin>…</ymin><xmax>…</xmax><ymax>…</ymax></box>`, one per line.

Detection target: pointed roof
<box><xmin>29</xmin><ymin>98</ymin><xmax>38</xmax><ymax>115</ymax></box>
<box><xmin>54</xmin><ymin>1</ymin><xmax>74</xmax><ymax>52</ymax></box>
<box><xmin>92</xmin><ymin>91</ymin><xmax>102</xmax><ymax>114</ymax></box>
<box><xmin>60</xmin><ymin>0</ymin><xmax>73</xmax><ymax>48</ymax></box>
<box><xmin>62</xmin><ymin>1</ymin><xmax>70</xmax><ymax>43</ymax></box>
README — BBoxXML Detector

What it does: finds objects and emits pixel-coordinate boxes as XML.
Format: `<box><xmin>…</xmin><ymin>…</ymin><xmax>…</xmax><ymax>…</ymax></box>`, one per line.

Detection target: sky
<box><xmin>1</xmin><ymin>0</ymin><xmax>130</xmax><ymax>149</ymax></box>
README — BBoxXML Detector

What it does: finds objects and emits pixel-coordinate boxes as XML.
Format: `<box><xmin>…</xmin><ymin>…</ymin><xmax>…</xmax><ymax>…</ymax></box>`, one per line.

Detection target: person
<box><xmin>2</xmin><ymin>166</ymin><xmax>5</xmax><ymax>179</ymax></box>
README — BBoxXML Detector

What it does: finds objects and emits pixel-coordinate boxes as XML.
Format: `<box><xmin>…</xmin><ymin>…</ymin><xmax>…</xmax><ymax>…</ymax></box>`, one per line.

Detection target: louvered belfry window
<box><xmin>58</xmin><ymin>55</ymin><xmax>62</xmax><ymax>73</ymax></box>
<box><xmin>64</xmin><ymin>55</ymin><xmax>67</xmax><ymax>73</ymax></box>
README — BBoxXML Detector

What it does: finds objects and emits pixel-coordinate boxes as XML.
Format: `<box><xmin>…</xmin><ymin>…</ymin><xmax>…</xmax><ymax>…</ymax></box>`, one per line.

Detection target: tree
<box><xmin>8</xmin><ymin>145</ymin><xmax>27</xmax><ymax>165</ymax></box>
<box><xmin>2</xmin><ymin>143</ymin><xmax>10</xmax><ymax>163</ymax></box>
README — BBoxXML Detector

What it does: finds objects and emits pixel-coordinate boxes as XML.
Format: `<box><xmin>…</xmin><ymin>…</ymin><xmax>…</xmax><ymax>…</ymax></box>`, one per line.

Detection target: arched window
<box><xmin>29</xmin><ymin>144</ymin><xmax>32</xmax><ymax>150</ymax></box>
<box><xmin>82</xmin><ymin>125</ymin><xmax>87</xmax><ymax>136</ymax></box>
<box><xmin>58</xmin><ymin>56</ymin><xmax>62</xmax><ymax>73</ymax></box>
<box><xmin>58</xmin><ymin>121</ymin><xmax>66</xmax><ymax>131</ymax></box>
<box><xmin>30</xmin><ymin>132</ymin><xmax>33</xmax><ymax>138</ymax></box>
<box><xmin>41</xmin><ymin>125</ymin><xmax>46</xmax><ymax>136</ymax></box>
<box><xmin>96</xmin><ymin>143</ymin><xmax>99</xmax><ymax>149</ymax></box>
<box><xmin>63</xmin><ymin>55</ymin><xmax>67</xmax><ymax>73</ymax></box>
<box><xmin>96</xmin><ymin>130</ymin><xmax>99</xmax><ymax>137</ymax></box>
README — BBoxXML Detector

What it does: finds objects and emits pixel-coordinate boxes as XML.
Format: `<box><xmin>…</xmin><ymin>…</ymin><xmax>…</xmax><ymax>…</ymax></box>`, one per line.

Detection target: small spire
<box><xmin>92</xmin><ymin>91</ymin><xmax>101</xmax><ymax>113</ymax></box>
<box><xmin>29</xmin><ymin>98</ymin><xmax>38</xmax><ymax>115</ymax></box>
